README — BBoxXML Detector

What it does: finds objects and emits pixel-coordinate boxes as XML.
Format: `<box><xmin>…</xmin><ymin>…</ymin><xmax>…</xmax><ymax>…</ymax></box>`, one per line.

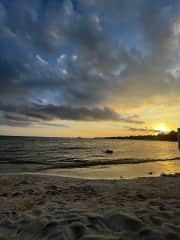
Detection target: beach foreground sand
<box><xmin>0</xmin><ymin>174</ymin><xmax>180</xmax><ymax>239</ymax></box>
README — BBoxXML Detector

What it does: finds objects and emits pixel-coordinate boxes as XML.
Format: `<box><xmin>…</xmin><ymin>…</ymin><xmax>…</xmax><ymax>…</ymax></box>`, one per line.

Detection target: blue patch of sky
<box><xmin>36</xmin><ymin>44</ymin><xmax>79</xmax><ymax>68</ymax></box>
<box><xmin>32</xmin><ymin>90</ymin><xmax>65</xmax><ymax>105</ymax></box>
<box><xmin>71</xmin><ymin>0</ymin><xmax>83</xmax><ymax>14</ymax></box>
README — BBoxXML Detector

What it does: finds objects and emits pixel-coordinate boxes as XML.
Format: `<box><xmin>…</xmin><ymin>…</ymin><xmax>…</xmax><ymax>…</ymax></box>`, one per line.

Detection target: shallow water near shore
<box><xmin>40</xmin><ymin>159</ymin><xmax>180</xmax><ymax>179</ymax></box>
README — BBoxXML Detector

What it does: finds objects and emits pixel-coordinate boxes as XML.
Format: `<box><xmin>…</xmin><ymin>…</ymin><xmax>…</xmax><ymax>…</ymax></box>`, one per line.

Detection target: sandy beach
<box><xmin>1</xmin><ymin>174</ymin><xmax>180</xmax><ymax>240</ymax></box>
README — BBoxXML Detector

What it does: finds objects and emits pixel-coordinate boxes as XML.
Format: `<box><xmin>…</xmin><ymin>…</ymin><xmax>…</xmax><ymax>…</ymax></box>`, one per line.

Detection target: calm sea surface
<box><xmin>1</xmin><ymin>136</ymin><xmax>180</xmax><ymax>178</ymax></box>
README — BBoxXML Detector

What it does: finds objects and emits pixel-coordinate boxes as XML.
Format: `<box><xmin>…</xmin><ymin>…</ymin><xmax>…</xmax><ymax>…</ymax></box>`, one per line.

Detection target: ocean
<box><xmin>1</xmin><ymin>136</ymin><xmax>180</xmax><ymax>179</ymax></box>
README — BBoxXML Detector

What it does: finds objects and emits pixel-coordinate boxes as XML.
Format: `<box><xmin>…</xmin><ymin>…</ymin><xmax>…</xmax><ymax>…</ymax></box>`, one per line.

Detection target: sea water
<box><xmin>1</xmin><ymin>136</ymin><xmax>180</xmax><ymax>179</ymax></box>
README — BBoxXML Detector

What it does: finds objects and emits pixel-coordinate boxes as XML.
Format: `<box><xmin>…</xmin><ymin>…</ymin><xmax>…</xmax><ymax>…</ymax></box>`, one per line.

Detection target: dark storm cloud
<box><xmin>0</xmin><ymin>103</ymin><xmax>144</xmax><ymax>126</ymax></box>
<box><xmin>0</xmin><ymin>0</ymin><xmax>180</xmax><ymax>126</ymax></box>
<box><xmin>0</xmin><ymin>113</ymin><xmax>68</xmax><ymax>128</ymax></box>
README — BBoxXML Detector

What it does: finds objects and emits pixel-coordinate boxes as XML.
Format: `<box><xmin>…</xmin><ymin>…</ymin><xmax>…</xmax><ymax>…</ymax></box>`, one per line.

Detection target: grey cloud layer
<box><xmin>0</xmin><ymin>103</ymin><xmax>144</xmax><ymax>126</ymax></box>
<box><xmin>0</xmin><ymin>0</ymin><xmax>180</xmax><ymax>126</ymax></box>
<box><xmin>127</xmin><ymin>127</ymin><xmax>162</xmax><ymax>133</ymax></box>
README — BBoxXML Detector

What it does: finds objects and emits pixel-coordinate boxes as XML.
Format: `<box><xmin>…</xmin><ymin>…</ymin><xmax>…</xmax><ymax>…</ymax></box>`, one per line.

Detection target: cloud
<box><xmin>0</xmin><ymin>103</ymin><xmax>143</xmax><ymax>126</ymax></box>
<box><xmin>36</xmin><ymin>55</ymin><xmax>48</xmax><ymax>65</ymax></box>
<box><xmin>127</xmin><ymin>127</ymin><xmax>162</xmax><ymax>133</ymax></box>
<box><xmin>0</xmin><ymin>0</ymin><xmax>180</xmax><ymax>127</ymax></box>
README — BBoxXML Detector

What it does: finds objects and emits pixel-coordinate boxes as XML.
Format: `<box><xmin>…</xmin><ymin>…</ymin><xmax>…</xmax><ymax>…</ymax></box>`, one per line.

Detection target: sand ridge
<box><xmin>0</xmin><ymin>174</ymin><xmax>180</xmax><ymax>239</ymax></box>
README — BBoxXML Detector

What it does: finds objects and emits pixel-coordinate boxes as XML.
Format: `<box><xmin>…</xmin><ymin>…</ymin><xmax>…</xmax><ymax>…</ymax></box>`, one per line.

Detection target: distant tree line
<box><xmin>104</xmin><ymin>131</ymin><xmax>178</xmax><ymax>142</ymax></box>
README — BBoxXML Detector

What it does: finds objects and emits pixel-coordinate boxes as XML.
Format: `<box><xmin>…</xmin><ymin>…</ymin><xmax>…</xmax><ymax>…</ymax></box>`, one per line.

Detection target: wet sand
<box><xmin>1</xmin><ymin>174</ymin><xmax>180</xmax><ymax>239</ymax></box>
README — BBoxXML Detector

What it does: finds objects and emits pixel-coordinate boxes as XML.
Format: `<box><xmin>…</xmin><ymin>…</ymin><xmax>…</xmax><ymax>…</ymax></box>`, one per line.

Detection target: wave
<box><xmin>43</xmin><ymin>157</ymin><xmax>180</xmax><ymax>170</ymax></box>
<box><xmin>1</xmin><ymin>157</ymin><xmax>180</xmax><ymax>169</ymax></box>
<box><xmin>1</xmin><ymin>157</ymin><xmax>180</xmax><ymax>172</ymax></box>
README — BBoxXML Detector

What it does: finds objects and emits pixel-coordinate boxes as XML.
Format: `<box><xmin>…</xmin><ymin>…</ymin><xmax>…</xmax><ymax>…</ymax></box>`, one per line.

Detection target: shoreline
<box><xmin>1</xmin><ymin>174</ymin><xmax>180</xmax><ymax>239</ymax></box>
<box><xmin>32</xmin><ymin>158</ymin><xmax>180</xmax><ymax>180</ymax></box>
<box><xmin>1</xmin><ymin>157</ymin><xmax>180</xmax><ymax>180</ymax></box>
<box><xmin>0</xmin><ymin>172</ymin><xmax>166</xmax><ymax>182</ymax></box>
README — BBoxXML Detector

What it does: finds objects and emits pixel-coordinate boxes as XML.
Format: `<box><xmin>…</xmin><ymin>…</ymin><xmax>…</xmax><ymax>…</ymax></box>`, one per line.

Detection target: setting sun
<box><xmin>154</xmin><ymin>124</ymin><xmax>169</xmax><ymax>133</ymax></box>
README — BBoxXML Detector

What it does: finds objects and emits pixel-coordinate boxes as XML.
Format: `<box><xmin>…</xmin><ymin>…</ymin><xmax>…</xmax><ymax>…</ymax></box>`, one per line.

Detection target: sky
<box><xmin>0</xmin><ymin>0</ymin><xmax>180</xmax><ymax>137</ymax></box>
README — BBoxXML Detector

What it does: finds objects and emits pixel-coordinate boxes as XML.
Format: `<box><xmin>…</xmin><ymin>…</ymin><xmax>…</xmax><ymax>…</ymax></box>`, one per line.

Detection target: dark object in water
<box><xmin>105</xmin><ymin>149</ymin><xmax>113</xmax><ymax>154</ymax></box>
